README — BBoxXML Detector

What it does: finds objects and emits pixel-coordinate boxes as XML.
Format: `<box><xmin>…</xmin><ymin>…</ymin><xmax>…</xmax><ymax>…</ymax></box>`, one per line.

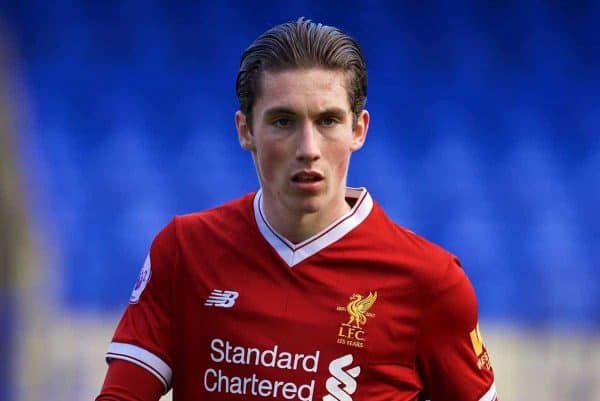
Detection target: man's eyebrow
<box><xmin>316</xmin><ymin>107</ymin><xmax>347</xmax><ymax>117</ymax></box>
<box><xmin>263</xmin><ymin>107</ymin><xmax>297</xmax><ymax>118</ymax></box>
<box><xmin>263</xmin><ymin>107</ymin><xmax>348</xmax><ymax>118</ymax></box>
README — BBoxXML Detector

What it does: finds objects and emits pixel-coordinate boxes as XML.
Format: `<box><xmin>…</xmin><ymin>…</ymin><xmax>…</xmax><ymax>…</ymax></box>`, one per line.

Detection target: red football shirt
<box><xmin>106</xmin><ymin>188</ymin><xmax>497</xmax><ymax>401</ymax></box>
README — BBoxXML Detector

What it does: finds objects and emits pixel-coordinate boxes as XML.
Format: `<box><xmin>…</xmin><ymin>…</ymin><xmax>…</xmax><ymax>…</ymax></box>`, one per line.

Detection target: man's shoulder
<box><xmin>368</xmin><ymin>202</ymin><xmax>452</xmax><ymax>260</ymax></box>
<box><xmin>365</xmin><ymin>202</ymin><xmax>459</xmax><ymax>287</ymax></box>
<box><xmin>175</xmin><ymin>192</ymin><xmax>255</xmax><ymax>227</ymax></box>
<box><xmin>152</xmin><ymin>193</ymin><xmax>256</xmax><ymax>247</ymax></box>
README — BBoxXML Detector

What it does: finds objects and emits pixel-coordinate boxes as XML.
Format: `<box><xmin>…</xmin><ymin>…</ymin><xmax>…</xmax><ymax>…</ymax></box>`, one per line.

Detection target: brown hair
<box><xmin>236</xmin><ymin>17</ymin><xmax>367</xmax><ymax>128</ymax></box>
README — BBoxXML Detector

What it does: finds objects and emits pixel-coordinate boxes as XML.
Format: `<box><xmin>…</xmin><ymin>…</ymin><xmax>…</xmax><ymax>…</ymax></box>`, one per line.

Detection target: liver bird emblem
<box><xmin>346</xmin><ymin>291</ymin><xmax>377</xmax><ymax>328</ymax></box>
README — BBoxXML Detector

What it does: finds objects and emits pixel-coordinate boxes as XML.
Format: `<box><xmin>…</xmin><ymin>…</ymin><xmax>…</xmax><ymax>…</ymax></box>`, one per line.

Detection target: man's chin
<box><xmin>286</xmin><ymin>196</ymin><xmax>325</xmax><ymax>216</ymax></box>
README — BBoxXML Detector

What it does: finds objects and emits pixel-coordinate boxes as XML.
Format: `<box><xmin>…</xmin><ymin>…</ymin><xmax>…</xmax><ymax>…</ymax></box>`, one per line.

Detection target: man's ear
<box><xmin>350</xmin><ymin>109</ymin><xmax>369</xmax><ymax>151</ymax></box>
<box><xmin>235</xmin><ymin>111</ymin><xmax>255</xmax><ymax>151</ymax></box>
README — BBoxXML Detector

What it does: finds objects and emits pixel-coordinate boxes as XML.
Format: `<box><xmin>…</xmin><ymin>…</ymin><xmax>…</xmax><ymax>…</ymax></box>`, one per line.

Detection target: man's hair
<box><xmin>236</xmin><ymin>17</ymin><xmax>367</xmax><ymax>128</ymax></box>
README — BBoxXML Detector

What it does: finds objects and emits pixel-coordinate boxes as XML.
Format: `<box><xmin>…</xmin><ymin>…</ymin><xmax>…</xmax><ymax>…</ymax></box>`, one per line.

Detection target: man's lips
<box><xmin>291</xmin><ymin>170</ymin><xmax>324</xmax><ymax>183</ymax></box>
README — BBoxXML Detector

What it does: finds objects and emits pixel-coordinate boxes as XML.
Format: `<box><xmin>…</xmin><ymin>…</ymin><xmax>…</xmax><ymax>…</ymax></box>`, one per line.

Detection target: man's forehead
<box><xmin>261</xmin><ymin>67</ymin><xmax>348</xmax><ymax>88</ymax></box>
<box><xmin>255</xmin><ymin>68</ymin><xmax>352</xmax><ymax>112</ymax></box>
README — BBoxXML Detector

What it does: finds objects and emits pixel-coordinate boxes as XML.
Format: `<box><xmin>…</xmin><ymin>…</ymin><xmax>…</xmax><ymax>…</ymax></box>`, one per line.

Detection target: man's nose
<box><xmin>295</xmin><ymin>122</ymin><xmax>321</xmax><ymax>162</ymax></box>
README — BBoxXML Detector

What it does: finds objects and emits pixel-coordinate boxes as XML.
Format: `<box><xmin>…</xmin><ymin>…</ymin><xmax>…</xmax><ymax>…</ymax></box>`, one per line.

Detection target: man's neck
<box><xmin>261</xmin><ymin>195</ymin><xmax>351</xmax><ymax>244</ymax></box>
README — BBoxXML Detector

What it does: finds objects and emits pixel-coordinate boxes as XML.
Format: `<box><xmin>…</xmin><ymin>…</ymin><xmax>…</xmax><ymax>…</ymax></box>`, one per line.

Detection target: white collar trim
<box><xmin>253</xmin><ymin>187</ymin><xmax>373</xmax><ymax>267</ymax></box>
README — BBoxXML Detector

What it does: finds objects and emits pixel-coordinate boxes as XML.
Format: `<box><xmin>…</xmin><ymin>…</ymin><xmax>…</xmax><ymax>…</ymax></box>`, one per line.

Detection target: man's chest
<box><xmin>169</xmin><ymin>251</ymin><xmax>425</xmax><ymax>400</ymax></box>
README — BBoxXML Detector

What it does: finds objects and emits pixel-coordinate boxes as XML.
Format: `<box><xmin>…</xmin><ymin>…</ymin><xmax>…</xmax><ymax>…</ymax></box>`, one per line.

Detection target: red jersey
<box><xmin>106</xmin><ymin>188</ymin><xmax>497</xmax><ymax>401</ymax></box>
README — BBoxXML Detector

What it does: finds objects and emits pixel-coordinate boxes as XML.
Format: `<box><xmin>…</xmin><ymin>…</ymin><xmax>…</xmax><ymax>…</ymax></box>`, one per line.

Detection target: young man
<box><xmin>97</xmin><ymin>18</ymin><xmax>498</xmax><ymax>401</ymax></box>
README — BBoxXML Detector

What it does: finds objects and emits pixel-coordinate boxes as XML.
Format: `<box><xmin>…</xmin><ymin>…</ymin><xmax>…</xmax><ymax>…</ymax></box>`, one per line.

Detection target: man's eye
<box><xmin>320</xmin><ymin>117</ymin><xmax>338</xmax><ymax>127</ymax></box>
<box><xmin>273</xmin><ymin>118</ymin><xmax>292</xmax><ymax>128</ymax></box>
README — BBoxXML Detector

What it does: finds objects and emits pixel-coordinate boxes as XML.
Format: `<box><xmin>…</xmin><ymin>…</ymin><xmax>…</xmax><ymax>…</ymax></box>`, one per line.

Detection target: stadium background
<box><xmin>0</xmin><ymin>1</ymin><xmax>599</xmax><ymax>400</ymax></box>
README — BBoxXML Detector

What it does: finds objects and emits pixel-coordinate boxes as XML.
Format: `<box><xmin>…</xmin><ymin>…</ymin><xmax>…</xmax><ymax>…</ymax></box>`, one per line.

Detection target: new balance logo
<box><xmin>204</xmin><ymin>290</ymin><xmax>239</xmax><ymax>308</ymax></box>
<box><xmin>323</xmin><ymin>354</ymin><xmax>361</xmax><ymax>401</ymax></box>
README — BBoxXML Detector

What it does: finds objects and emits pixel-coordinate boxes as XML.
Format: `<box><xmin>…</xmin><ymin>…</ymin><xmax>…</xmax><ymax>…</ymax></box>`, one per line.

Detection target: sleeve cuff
<box><xmin>479</xmin><ymin>382</ymin><xmax>497</xmax><ymax>401</ymax></box>
<box><xmin>106</xmin><ymin>342</ymin><xmax>172</xmax><ymax>393</ymax></box>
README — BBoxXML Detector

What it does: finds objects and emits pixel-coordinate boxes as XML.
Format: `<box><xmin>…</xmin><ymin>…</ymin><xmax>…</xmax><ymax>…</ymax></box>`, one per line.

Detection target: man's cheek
<box><xmin>258</xmin><ymin>156</ymin><xmax>277</xmax><ymax>182</ymax></box>
<box><xmin>336</xmin><ymin>158</ymin><xmax>349</xmax><ymax>178</ymax></box>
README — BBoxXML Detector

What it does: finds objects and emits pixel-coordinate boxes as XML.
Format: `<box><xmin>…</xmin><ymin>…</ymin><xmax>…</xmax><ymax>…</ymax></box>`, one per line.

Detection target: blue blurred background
<box><xmin>0</xmin><ymin>1</ymin><xmax>599</xmax><ymax>400</ymax></box>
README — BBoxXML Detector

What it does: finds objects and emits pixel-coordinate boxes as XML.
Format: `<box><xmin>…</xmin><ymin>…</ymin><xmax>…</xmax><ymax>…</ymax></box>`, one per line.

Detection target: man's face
<box><xmin>236</xmin><ymin>68</ymin><xmax>369</xmax><ymax>223</ymax></box>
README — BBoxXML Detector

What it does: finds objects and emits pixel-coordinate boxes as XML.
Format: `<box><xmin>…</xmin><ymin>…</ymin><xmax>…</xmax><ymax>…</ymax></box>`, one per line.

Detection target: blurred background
<box><xmin>0</xmin><ymin>1</ymin><xmax>599</xmax><ymax>400</ymax></box>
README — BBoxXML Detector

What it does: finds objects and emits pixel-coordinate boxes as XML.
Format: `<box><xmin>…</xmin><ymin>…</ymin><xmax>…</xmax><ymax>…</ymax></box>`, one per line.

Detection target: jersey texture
<box><xmin>106</xmin><ymin>188</ymin><xmax>497</xmax><ymax>401</ymax></box>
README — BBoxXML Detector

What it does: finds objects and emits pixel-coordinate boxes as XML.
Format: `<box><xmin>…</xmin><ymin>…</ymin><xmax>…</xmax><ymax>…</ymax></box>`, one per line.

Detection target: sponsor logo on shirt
<box><xmin>204</xmin><ymin>289</ymin><xmax>239</xmax><ymax>308</ymax></box>
<box><xmin>470</xmin><ymin>323</ymin><xmax>491</xmax><ymax>370</ymax></box>
<box><xmin>203</xmin><ymin>338</ymin><xmax>361</xmax><ymax>401</ymax></box>
<box><xmin>335</xmin><ymin>291</ymin><xmax>377</xmax><ymax>348</ymax></box>
<box><xmin>203</xmin><ymin>338</ymin><xmax>319</xmax><ymax>400</ymax></box>
<box><xmin>323</xmin><ymin>354</ymin><xmax>361</xmax><ymax>401</ymax></box>
<box><xmin>129</xmin><ymin>254</ymin><xmax>152</xmax><ymax>304</ymax></box>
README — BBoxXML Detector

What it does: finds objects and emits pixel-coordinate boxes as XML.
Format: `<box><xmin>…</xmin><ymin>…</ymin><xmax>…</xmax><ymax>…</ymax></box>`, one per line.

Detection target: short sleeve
<box><xmin>105</xmin><ymin>219</ymin><xmax>177</xmax><ymax>393</ymax></box>
<box><xmin>416</xmin><ymin>257</ymin><xmax>498</xmax><ymax>401</ymax></box>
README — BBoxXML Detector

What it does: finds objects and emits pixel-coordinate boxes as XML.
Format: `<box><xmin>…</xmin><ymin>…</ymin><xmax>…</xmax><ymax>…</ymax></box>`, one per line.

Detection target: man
<box><xmin>97</xmin><ymin>18</ymin><xmax>498</xmax><ymax>401</ymax></box>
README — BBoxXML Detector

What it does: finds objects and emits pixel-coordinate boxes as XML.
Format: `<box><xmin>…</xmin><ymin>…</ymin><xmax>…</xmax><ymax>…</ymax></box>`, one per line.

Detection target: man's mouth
<box><xmin>291</xmin><ymin>171</ymin><xmax>324</xmax><ymax>183</ymax></box>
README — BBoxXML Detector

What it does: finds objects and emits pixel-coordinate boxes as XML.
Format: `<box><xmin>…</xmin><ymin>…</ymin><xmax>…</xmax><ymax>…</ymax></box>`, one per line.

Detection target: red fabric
<box><xmin>96</xmin><ymin>360</ymin><xmax>163</xmax><ymax>401</ymax></box>
<box><xmin>103</xmin><ymin>191</ymin><xmax>497</xmax><ymax>400</ymax></box>
<box><xmin>416</xmin><ymin>258</ymin><xmax>496</xmax><ymax>401</ymax></box>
